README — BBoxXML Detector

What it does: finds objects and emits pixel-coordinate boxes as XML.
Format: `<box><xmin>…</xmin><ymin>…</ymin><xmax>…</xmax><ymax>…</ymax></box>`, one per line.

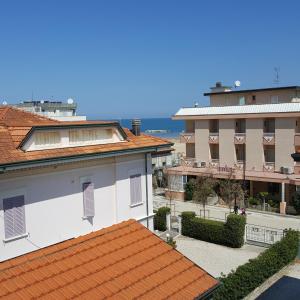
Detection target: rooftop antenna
<box><xmin>31</xmin><ymin>91</ymin><xmax>34</xmax><ymax>101</ymax></box>
<box><xmin>273</xmin><ymin>67</ymin><xmax>280</xmax><ymax>85</ymax></box>
<box><xmin>234</xmin><ymin>80</ymin><xmax>241</xmax><ymax>88</ymax></box>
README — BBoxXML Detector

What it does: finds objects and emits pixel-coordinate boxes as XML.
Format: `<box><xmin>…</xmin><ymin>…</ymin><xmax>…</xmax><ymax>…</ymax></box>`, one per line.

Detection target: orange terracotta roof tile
<box><xmin>0</xmin><ymin>106</ymin><xmax>172</xmax><ymax>166</ymax></box>
<box><xmin>0</xmin><ymin>220</ymin><xmax>218</xmax><ymax>299</ymax></box>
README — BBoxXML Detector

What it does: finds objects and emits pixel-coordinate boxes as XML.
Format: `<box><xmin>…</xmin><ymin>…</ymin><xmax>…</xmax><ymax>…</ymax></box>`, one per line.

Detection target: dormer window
<box><xmin>35</xmin><ymin>131</ymin><xmax>60</xmax><ymax>146</ymax></box>
<box><xmin>69</xmin><ymin>128</ymin><xmax>111</xmax><ymax>145</ymax></box>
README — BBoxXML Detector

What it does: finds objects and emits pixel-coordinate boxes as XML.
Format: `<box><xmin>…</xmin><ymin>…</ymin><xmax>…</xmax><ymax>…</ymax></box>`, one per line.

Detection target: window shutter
<box><xmin>13</xmin><ymin>196</ymin><xmax>26</xmax><ymax>236</ymax></box>
<box><xmin>3</xmin><ymin>195</ymin><xmax>26</xmax><ymax>239</ymax></box>
<box><xmin>83</xmin><ymin>182</ymin><xmax>95</xmax><ymax>217</ymax></box>
<box><xmin>130</xmin><ymin>174</ymin><xmax>142</xmax><ymax>206</ymax></box>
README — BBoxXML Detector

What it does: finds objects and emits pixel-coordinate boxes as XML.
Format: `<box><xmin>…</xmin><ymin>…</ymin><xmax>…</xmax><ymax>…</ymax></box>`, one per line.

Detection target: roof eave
<box><xmin>0</xmin><ymin>143</ymin><xmax>173</xmax><ymax>172</ymax></box>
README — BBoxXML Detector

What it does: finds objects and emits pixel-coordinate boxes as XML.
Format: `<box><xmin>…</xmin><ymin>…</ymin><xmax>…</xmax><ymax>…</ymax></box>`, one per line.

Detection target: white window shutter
<box><xmin>14</xmin><ymin>196</ymin><xmax>26</xmax><ymax>236</ymax></box>
<box><xmin>83</xmin><ymin>182</ymin><xmax>95</xmax><ymax>217</ymax></box>
<box><xmin>130</xmin><ymin>174</ymin><xmax>142</xmax><ymax>206</ymax></box>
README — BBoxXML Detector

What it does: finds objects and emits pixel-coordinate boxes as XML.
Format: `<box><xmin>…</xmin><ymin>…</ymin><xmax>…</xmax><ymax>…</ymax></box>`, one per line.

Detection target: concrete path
<box><xmin>175</xmin><ymin>235</ymin><xmax>264</xmax><ymax>278</ymax></box>
<box><xmin>154</xmin><ymin>195</ymin><xmax>300</xmax><ymax>230</ymax></box>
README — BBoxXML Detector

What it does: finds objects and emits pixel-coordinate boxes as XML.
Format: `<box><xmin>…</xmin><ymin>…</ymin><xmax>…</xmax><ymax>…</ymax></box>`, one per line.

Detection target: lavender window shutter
<box><xmin>3</xmin><ymin>195</ymin><xmax>26</xmax><ymax>239</ymax></box>
<box><xmin>13</xmin><ymin>196</ymin><xmax>26</xmax><ymax>236</ymax></box>
<box><xmin>83</xmin><ymin>182</ymin><xmax>95</xmax><ymax>217</ymax></box>
<box><xmin>3</xmin><ymin>198</ymin><xmax>14</xmax><ymax>239</ymax></box>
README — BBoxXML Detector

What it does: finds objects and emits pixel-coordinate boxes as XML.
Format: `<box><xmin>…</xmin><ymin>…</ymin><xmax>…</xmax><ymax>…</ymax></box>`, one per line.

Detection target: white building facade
<box><xmin>0</xmin><ymin>107</ymin><xmax>172</xmax><ymax>261</ymax></box>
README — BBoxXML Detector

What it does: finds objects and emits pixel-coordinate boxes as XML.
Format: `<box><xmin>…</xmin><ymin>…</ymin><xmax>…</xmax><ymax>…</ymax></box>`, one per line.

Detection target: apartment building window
<box><xmin>210</xmin><ymin>144</ymin><xmax>219</xmax><ymax>160</ymax></box>
<box><xmin>235</xmin><ymin>119</ymin><xmax>246</xmax><ymax>133</ymax></box>
<box><xmin>252</xmin><ymin>95</ymin><xmax>256</xmax><ymax>102</ymax></box>
<box><xmin>239</xmin><ymin>96</ymin><xmax>245</xmax><ymax>105</ymax></box>
<box><xmin>3</xmin><ymin>195</ymin><xmax>26</xmax><ymax>240</ymax></box>
<box><xmin>209</xmin><ymin>120</ymin><xmax>219</xmax><ymax>133</ymax></box>
<box><xmin>130</xmin><ymin>174</ymin><xmax>142</xmax><ymax>206</ymax></box>
<box><xmin>264</xmin><ymin>146</ymin><xmax>275</xmax><ymax>163</ymax></box>
<box><xmin>235</xmin><ymin>144</ymin><xmax>245</xmax><ymax>161</ymax></box>
<box><xmin>271</xmin><ymin>96</ymin><xmax>279</xmax><ymax>104</ymax></box>
<box><xmin>82</xmin><ymin>182</ymin><xmax>95</xmax><ymax>218</ymax></box>
<box><xmin>264</xmin><ymin>119</ymin><xmax>275</xmax><ymax>133</ymax></box>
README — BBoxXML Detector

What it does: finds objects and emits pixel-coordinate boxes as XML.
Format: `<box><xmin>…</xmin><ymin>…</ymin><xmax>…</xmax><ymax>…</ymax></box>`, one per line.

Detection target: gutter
<box><xmin>195</xmin><ymin>282</ymin><xmax>221</xmax><ymax>300</ymax></box>
<box><xmin>0</xmin><ymin>144</ymin><xmax>173</xmax><ymax>172</ymax></box>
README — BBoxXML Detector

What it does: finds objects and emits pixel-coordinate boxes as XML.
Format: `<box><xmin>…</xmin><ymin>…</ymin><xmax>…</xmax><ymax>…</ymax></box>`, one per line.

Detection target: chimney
<box><xmin>210</xmin><ymin>82</ymin><xmax>232</xmax><ymax>93</ymax></box>
<box><xmin>131</xmin><ymin>119</ymin><xmax>141</xmax><ymax>136</ymax></box>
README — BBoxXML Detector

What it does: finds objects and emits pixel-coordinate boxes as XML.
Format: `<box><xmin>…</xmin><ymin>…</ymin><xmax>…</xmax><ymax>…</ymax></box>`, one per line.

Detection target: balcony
<box><xmin>209</xmin><ymin>132</ymin><xmax>219</xmax><ymax>144</ymax></box>
<box><xmin>263</xmin><ymin>162</ymin><xmax>275</xmax><ymax>172</ymax></box>
<box><xmin>234</xmin><ymin>160</ymin><xmax>245</xmax><ymax>171</ymax></box>
<box><xmin>180</xmin><ymin>132</ymin><xmax>195</xmax><ymax>144</ymax></box>
<box><xmin>234</xmin><ymin>133</ymin><xmax>246</xmax><ymax>144</ymax></box>
<box><xmin>209</xmin><ymin>159</ymin><xmax>219</xmax><ymax>168</ymax></box>
<box><xmin>263</xmin><ymin>133</ymin><xmax>275</xmax><ymax>145</ymax></box>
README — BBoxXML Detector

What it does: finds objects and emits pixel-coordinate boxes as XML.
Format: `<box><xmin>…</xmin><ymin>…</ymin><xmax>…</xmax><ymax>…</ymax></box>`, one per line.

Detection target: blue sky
<box><xmin>0</xmin><ymin>0</ymin><xmax>300</xmax><ymax>118</ymax></box>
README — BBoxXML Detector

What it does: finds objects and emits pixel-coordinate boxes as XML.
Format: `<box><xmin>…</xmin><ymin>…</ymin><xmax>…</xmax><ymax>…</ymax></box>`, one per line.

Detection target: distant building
<box><xmin>171</xmin><ymin>83</ymin><xmax>300</xmax><ymax>214</ymax></box>
<box><xmin>0</xmin><ymin>107</ymin><xmax>172</xmax><ymax>261</ymax></box>
<box><xmin>14</xmin><ymin>99</ymin><xmax>87</xmax><ymax>121</ymax></box>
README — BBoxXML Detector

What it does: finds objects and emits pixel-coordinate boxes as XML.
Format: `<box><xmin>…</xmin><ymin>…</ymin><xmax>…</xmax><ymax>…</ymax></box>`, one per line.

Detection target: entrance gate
<box><xmin>245</xmin><ymin>224</ymin><xmax>284</xmax><ymax>246</ymax></box>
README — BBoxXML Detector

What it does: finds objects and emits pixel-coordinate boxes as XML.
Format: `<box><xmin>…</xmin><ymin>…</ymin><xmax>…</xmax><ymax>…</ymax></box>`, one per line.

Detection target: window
<box><xmin>239</xmin><ymin>96</ymin><xmax>245</xmax><ymax>105</ymax></box>
<box><xmin>271</xmin><ymin>96</ymin><xmax>279</xmax><ymax>104</ymax></box>
<box><xmin>252</xmin><ymin>95</ymin><xmax>256</xmax><ymax>102</ymax></box>
<box><xmin>130</xmin><ymin>174</ymin><xmax>142</xmax><ymax>206</ymax></box>
<box><xmin>69</xmin><ymin>128</ymin><xmax>111</xmax><ymax>145</ymax></box>
<box><xmin>3</xmin><ymin>195</ymin><xmax>26</xmax><ymax>240</ymax></box>
<box><xmin>82</xmin><ymin>182</ymin><xmax>95</xmax><ymax>217</ymax></box>
<box><xmin>35</xmin><ymin>131</ymin><xmax>60</xmax><ymax>146</ymax></box>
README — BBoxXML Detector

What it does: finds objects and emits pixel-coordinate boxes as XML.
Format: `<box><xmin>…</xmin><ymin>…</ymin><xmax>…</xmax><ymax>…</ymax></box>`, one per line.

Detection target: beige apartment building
<box><xmin>170</xmin><ymin>83</ymin><xmax>300</xmax><ymax>214</ymax></box>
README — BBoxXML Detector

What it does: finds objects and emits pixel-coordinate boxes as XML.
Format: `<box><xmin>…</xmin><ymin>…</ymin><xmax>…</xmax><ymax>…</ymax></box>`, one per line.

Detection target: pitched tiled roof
<box><xmin>0</xmin><ymin>220</ymin><xmax>218</xmax><ymax>299</ymax></box>
<box><xmin>0</xmin><ymin>106</ymin><xmax>172</xmax><ymax>167</ymax></box>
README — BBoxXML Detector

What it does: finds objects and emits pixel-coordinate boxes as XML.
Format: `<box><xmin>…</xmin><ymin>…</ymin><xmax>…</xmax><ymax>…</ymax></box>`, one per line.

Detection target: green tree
<box><xmin>218</xmin><ymin>179</ymin><xmax>244</xmax><ymax>212</ymax></box>
<box><xmin>257</xmin><ymin>192</ymin><xmax>269</xmax><ymax>211</ymax></box>
<box><xmin>292</xmin><ymin>191</ymin><xmax>300</xmax><ymax>214</ymax></box>
<box><xmin>193</xmin><ymin>176</ymin><xmax>216</xmax><ymax>218</ymax></box>
<box><xmin>184</xmin><ymin>178</ymin><xmax>196</xmax><ymax>201</ymax></box>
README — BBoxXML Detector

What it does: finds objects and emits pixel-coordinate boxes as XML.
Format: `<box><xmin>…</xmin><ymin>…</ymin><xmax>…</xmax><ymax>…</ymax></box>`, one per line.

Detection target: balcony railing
<box><xmin>234</xmin><ymin>133</ymin><xmax>246</xmax><ymax>144</ymax></box>
<box><xmin>263</xmin><ymin>162</ymin><xmax>275</xmax><ymax>172</ymax></box>
<box><xmin>235</xmin><ymin>160</ymin><xmax>245</xmax><ymax>170</ymax></box>
<box><xmin>209</xmin><ymin>132</ymin><xmax>219</xmax><ymax>143</ymax></box>
<box><xmin>209</xmin><ymin>159</ymin><xmax>219</xmax><ymax>168</ymax></box>
<box><xmin>263</xmin><ymin>133</ymin><xmax>275</xmax><ymax>145</ymax></box>
<box><xmin>180</xmin><ymin>132</ymin><xmax>195</xmax><ymax>144</ymax></box>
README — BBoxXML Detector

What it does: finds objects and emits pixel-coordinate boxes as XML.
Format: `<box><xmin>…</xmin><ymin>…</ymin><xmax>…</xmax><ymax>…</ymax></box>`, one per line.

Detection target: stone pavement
<box><xmin>175</xmin><ymin>235</ymin><xmax>264</xmax><ymax>278</ymax></box>
<box><xmin>154</xmin><ymin>195</ymin><xmax>300</xmax><ymax>231</ymax></box>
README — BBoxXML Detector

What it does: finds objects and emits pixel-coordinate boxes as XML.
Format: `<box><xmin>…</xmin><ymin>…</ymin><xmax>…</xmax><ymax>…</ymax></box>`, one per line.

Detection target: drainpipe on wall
<box><xmin>145</xmin><ymin>153</ymin><xmax>149</xmax><ymax>228</ymax></box>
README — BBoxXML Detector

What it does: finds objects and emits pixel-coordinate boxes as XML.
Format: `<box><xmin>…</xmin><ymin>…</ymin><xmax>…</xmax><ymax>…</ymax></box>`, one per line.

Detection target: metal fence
<box><xmin>245</xmin><ymin>224</ymin><xmax>284</xmax><ymax>246</ymax></box>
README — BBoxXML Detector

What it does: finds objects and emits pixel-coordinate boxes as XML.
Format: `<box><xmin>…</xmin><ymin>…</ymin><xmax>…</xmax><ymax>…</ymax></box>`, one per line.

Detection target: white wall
<box><xmin>0</xmin><ymin>153</ymin><xmax>153</xmax><ymax>261</ymax></box>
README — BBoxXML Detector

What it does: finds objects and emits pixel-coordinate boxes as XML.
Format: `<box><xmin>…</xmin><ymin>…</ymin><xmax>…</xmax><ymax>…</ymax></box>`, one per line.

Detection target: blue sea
<box><xmin>118</xmin><ymin>118</ymin><xmax>184</xmax><ymax>138</ymax></box>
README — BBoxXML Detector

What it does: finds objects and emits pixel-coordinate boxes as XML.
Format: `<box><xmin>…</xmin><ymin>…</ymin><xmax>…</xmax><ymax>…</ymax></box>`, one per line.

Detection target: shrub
<box><xmin>181</xmin><ymin>211</ymin><xmax>246</xmax><ymax>248</ymax></box>
<box><xmin>154</xmin><ymin>207</ymin><xmax>170</xmax><ymax>231</ymax></box>
<box><xmin>184</xmin><ymin>179</ymin><xmax>196</xmax><ymax>201</ymax></box>
<box><xmin>213</xmin><ymin>229</ymin><xmax>299</xmax><ymax>300</ymax></box>
<box><xmin>248</xmin><ymin>196</ymin><xmax>259</xmax><ymax>206</ymax></box>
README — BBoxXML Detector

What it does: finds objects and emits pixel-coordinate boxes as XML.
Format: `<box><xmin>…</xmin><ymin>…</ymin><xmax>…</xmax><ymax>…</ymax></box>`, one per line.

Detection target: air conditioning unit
<box><xmin>280</xmin><ymin>166</ymin><xmax>293</xmax><ymax>174</ymax></box>
<box><xmin>201</xmin><ymin>161</ymin><xmax>206</xmax><ymax>167</ymax></box>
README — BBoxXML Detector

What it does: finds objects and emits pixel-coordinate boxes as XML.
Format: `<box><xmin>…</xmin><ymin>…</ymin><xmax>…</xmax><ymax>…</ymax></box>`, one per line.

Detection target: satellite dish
<box><xmin>194</xmin><ymin>101</ymin><xmax>199</xmax><ymax>108</ymax></box>
<box><xmin>67</xmin><ymin>98</ymin><xmax>74</xmax><ymax>104</ymax></box>
<box><xmin>234</xmin><ymin>80</ymin><xmax>241</xmax><ymax>88</ymax></box>
<box><xmin>2</xmin><ymin>101</ymin><xmax>7</xmax><ymax>105</ymax></box>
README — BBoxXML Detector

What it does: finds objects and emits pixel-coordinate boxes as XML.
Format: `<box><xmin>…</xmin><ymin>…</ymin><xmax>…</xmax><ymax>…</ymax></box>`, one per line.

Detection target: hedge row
<box><xmin>214</xmin><ymin>229</ymin><xmax>299</xmax><ymax>300</ymax></box>
<box><xmin>181</xmin><ymin>212</ymin><xmax>246</xmax><ymax>248</ymax></box>
<box><xmin>154</xmin><ymin>207</ymin><xmax>170</xmax><ymax>231</ymax></box>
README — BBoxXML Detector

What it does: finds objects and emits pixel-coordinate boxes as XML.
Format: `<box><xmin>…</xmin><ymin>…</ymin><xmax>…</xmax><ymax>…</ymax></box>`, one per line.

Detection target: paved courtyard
<box><xmin>154</xmin><ymin>194</ymin><xmax>300</xmax><ymax>231</ymax></box>
<box><xmin>175</xmin><ymin>235</ymin><xmax>264</xmax><ymax>277</ymax></box>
